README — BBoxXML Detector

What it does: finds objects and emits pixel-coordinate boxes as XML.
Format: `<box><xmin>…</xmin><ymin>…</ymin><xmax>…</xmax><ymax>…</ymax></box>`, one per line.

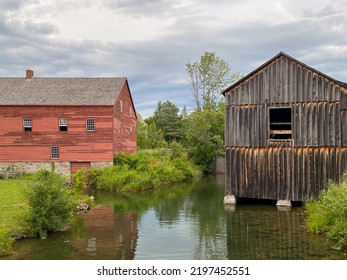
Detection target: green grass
<box><xmin>0</xmin><ymin>177</ymin><xmax>32</xmax><ymax>256</ymax></box>
<box><xmin>305</xmin><ymin>176</ymin><xmax>347</xmax><ymax>246</ymax></box>
<box><xmin>0</xmin><ymin>177</ymin><xmax>31</xmax><ymax>233</ymax></box>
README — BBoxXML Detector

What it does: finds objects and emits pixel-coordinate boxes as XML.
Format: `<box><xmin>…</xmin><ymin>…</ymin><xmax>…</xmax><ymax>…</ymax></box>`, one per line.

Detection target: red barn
<box><xmin>0</xmin><ymin>70</ymin><xmax>137</xmax><ymax>175</ymax></box>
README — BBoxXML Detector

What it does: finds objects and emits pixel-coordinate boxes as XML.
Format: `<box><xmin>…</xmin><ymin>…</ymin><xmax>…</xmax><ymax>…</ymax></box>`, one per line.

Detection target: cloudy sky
<box><xmin>1</xmin><ymin>0</ymin><xmax>347</xmax><ymax>118</ymax></box>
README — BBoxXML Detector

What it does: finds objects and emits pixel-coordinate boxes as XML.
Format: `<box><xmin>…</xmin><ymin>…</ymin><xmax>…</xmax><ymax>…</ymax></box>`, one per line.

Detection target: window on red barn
<box><xmin>59</xmin><ymin>118</ymin><xmax>68</xmax><ymax>131</ymax></box>
<box><xmin>23</xmin><ymin>118</ymin><xmax>32</xmax><ymax>131</ymax></box>
<box><xmin>86</xmin><ymin>118</ymin><xmax>95</xmax><ymax>131</ymax></box>
<box><xmin>50</xmin><ymin>146</ymin><xmax>59</xmax><ymax>159</ymax></box>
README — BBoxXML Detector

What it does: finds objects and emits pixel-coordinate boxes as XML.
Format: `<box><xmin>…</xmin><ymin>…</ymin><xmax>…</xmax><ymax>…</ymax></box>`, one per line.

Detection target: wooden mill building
<box><xmin>223</xmin><ymin>52</ymin><xmax>347</xmax><ymax>204</ymax></box>
<box><xmin>0</xmin><ymin>70</ymin><xmax>137</xmax><ymax>175</ymax></box>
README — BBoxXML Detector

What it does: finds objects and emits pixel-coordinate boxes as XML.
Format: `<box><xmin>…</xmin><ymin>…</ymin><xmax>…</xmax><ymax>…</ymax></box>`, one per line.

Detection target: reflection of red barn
<box><xmin>0</xmin><ymin>70</ymin><xmax>137</xmax><ymax>175</ymax></box>
<box><xmin>71</xmin><ymin>207</ymin><xmax>138</xmax><ymax>260</ymax></box>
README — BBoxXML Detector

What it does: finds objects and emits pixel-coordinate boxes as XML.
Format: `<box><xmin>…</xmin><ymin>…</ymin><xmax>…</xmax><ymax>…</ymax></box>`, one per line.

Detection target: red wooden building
<box><xmin>0</xmin><ymin>70</ymin><xmax>137</xmax><ymax>175</ymax></box>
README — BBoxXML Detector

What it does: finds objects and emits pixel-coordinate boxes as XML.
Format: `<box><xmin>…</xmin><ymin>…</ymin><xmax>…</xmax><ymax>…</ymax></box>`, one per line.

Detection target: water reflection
<box><xmin>70</xmin><ymin>208</ymin><xmax>138</xmax><ymax>260</ymax></box>
<box><xmin>3</xmin><ymin>176</ymin><xmax>346</xmax><ymax>260</ymax></box>
<box><xmin>225</xmin><ymin>205</ymin><xmax>342</xmax><ymax>259</ymax></box>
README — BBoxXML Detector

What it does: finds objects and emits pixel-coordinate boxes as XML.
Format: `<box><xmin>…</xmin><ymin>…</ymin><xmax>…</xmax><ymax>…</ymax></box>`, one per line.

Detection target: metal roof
<box><xmin>0</xmin><ymin>77</ymin><xmax>127</xmax><ymax>106</ymax></box>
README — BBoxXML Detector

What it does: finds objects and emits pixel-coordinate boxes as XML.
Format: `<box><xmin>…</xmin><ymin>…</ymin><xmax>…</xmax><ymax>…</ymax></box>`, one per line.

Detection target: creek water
<box><xmin>3</xmin><ymin>176</ymin><xmax>346</xmax><ymax>260</ymax></box>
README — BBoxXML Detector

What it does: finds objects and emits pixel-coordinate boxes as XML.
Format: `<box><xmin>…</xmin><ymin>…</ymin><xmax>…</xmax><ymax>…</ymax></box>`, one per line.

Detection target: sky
<box><xmin>1</xmin><ymin>0</ymin><xmax>347</xmax><ymax>118</ymax></box>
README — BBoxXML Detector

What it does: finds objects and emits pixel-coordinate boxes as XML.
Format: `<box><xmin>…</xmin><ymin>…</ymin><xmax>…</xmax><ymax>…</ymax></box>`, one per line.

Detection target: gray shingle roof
<box><xmin>0</xmin><ymin>77</ymin><xmax>127</xmax><ymax>106</ymax></box>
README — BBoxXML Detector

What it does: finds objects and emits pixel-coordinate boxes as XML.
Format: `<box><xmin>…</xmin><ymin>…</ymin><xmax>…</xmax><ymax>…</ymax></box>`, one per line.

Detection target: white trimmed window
<box><xmin>59</xmin><ymin>118</ymin><xmax>68</xmax><ymax>131</ymax></box>
<box><xmin>130</xmin><ymin>124</ymin><xmax>133</xmax><ymax>134</ymax></box>
<box><xmin>120</xmin><ymin>100</ymin><xmax>123</xmax><ymax>112</ymax></box>
<box><xmin>23</xmin><ymin>118</ymin><xmax>32</xmax><ymax>131</ymax></box>
<box><xmin>86</xmin><ymin>118</ymin><xmax>95</xmax><ymax>131</ymax></box>
<box><xmin>130</xmin><ymin>107</ymin><xmax>133</xmax><ymax>117</ymax></box>
<box><xmin>50</xmin><ymin>146</ymin><xmax>59</xmax><ymax>159</ymax></box>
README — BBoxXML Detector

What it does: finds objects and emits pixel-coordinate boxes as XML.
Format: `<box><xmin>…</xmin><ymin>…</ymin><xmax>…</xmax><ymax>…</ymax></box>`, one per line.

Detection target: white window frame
<box><xmin>86</xmin><ymin>118</ymin><xmax>95</xmax><ymax>132</ymax></box>
<box><xmin>120</xmin><ymin>100</ymin><xmax>123</xmax><ymax>112</ymax></box>
<box><xmin>50</xmin><ymin>146</ymin><xmax>59</xmax><ymax>159</ymax></box>
<box><xmin>59</xmin><ymin>118</ymin><xmax>68</xmax><ymax>131</ymax></box>
<box><xmin>23</xmin><ymin>118</ymin><xmax>32</xmax><ymax>131</ymax></box>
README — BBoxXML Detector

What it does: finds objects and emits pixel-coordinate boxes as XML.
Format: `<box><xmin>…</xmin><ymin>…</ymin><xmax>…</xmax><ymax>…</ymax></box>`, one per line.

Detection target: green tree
<box><xmin>137</xmin><ymin>115</ymin><xmax>167</xmax><ymax>149</ymax></box>
<box><xmin>186</xmin><ymin>51</ymin><xmax>241</xmax><ymax>111</ymax></box>
<box><xmin>184</xmin><ymin>103</ymin><xmax>225</xmax><ymax>173</ymax></box>
<box><xmin>153</xmin><ymin>100</ymin><xmax>183</xmax><ymax>143</ymax></box>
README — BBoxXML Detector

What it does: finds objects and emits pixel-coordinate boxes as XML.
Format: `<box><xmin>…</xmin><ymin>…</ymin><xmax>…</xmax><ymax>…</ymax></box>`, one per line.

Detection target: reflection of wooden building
<box><xmin>71</xmin><ymin>207</ymin><xmax>138</xmax><ymax>259</ymax></box>
<box><xmin>223</xmin><ymin>52</ymin><xmax>347</xmax><ymax>203</ymax></box>
<box><xmin>225</xmin><ymin>206</ymin><xmax>338</xmax><ymax>259</ymax></box>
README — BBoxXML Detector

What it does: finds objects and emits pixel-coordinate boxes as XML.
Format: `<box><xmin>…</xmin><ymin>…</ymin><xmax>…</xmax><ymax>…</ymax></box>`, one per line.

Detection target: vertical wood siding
<box><xmin>225</xmin><ymin>55</ymin><xmax>347</xmax><ymax>201</ymax></box>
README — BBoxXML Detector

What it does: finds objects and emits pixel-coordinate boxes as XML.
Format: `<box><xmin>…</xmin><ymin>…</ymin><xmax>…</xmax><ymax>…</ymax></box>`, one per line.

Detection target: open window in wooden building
<box><xmin>269</xmin><ymin>108</ymin><xmax>292</xmax><ymax>139</ymax></box>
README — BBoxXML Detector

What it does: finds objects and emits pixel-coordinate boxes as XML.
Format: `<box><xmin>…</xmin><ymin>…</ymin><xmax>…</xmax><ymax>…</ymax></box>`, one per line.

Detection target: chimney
<box><xmin>26</xmin><ymin>69</ymin><xmax>34</xmax><ymax>79</ymax></box>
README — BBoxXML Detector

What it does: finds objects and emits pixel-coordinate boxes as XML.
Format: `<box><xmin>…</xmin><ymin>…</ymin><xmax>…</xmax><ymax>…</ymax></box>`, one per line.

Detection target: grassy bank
<box><xmin>0</xmin><ymin>172</ymin><xmax>91</xmax><ymax>256</ymax></box>
<box><xmin>0</xmin><ymin>177</ymin><xmax>32</xmax><ymax>256</ymax></box>
<box><xmin>92</xmin><ymin>148</ymin><xmax>201</xmax><ymax>192</ymax></box>
<box><xmin>305</xmin><ymin>176</ymin><xmax>347</xmax><ymax>247</ymax></box>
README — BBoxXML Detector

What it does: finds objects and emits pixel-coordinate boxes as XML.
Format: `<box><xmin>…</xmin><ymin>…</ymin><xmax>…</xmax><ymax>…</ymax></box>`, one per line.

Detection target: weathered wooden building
<box><xmin>223</xmin><ymin>52</ymin><xmax>347</xmax><ymax>204</ymax></box>
<box><xmin>0</xmin><ymin>70</ymin><xmax>137</xmax><ymax>175</ymax></box>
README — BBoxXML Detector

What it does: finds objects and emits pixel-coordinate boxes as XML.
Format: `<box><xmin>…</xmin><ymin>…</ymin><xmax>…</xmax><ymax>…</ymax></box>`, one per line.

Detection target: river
<box><xmin>3</xmin><ymin>175</ymin><xmax>346</xmax><ymax>260</ymax></box>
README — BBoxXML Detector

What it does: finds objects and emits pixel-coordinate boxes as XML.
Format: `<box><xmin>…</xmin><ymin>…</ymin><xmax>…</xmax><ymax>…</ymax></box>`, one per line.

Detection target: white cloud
<box><xmin>1</xmin><ymin>0</ymin><xmax>347</xmax><ymax>118</ymax></box>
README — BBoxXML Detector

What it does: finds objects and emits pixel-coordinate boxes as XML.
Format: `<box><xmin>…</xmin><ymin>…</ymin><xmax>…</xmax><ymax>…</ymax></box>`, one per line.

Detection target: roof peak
<box><xmin>223</xmin><ymin>52</ymin><xmax>346</xmax><ymax>94</ymax></box>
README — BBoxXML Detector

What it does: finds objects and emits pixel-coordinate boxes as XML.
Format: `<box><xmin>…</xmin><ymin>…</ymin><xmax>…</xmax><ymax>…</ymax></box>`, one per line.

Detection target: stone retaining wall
<box><xmin>0</xmin><ymin>161</ymin><xmax>113</xmax><ymax>176</ymax></box>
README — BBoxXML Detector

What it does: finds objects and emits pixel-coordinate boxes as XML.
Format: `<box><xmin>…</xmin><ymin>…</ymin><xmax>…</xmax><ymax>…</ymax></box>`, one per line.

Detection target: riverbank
<box><xmin>0</xmin><ymin>173</ymin><xmax>92</xmax><ymax>256</ymax></box>
<box><xmin>305</xmin><ymin>176</ymin><xmax>347</xmax><ymax>248</ymax></box>
<box><xmin>0</xmin><ymin>148</ymin><xmax>201</xmax><ymax>256</ymax></box>
<box><xmin>91</xmin><ymin>148</ymin><xmax>201</xmax><ymax>192</ymax></box>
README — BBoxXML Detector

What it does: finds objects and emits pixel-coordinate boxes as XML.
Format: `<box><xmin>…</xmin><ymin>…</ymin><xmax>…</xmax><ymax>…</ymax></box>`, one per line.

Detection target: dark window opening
<box><xmin>59</xmin><ymin>118</ymin><xmax>68</xmax><ymax>131</ymax></box>
<box><xmin>269</xmin><ymin>108</ymin><xmax>292</xmax><ymax>139</ymax></box>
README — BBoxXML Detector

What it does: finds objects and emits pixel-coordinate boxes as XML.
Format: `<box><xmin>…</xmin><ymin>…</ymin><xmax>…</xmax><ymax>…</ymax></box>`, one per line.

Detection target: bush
<box><xmin>95</xmin><ymin>150</ymin><xmax>200</xmax><ymax>192</ymax></box>
<box><xmin>25</xmin><ymin>171</ymin><xmax>74</xmax><ymax>238</ymax></box>
<box><xmin>305</xmin><ymin>176</ymin><xmax>347</xmax><ymax>245</ymax></box>
<box><xmin>70</xmin><ymin>168</ymin><xmax>88</xmax><ymax>194</ymax></box>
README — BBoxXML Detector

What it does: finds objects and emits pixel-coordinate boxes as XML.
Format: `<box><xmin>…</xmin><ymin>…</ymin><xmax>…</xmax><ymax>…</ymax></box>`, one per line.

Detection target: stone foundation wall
<box><xmin>91</xmin><ymin>161</ymin><xmax>113</xmax><ymax>169</ymax></box>
<box><xmin>0</xmin><ymin>162</ymin><xmax>71</xmax><ymax>176</ymax></box>
<box><xmin>0</xmin><ymin>161</ymin><xmax>113</xmax><ymax>177</ymax></box>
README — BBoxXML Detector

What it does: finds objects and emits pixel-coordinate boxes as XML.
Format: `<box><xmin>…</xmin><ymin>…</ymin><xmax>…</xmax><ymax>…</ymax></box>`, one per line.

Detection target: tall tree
<box><xmin>137</xmin><ymin>116</ymin><xmax>167</xmax><ymax>149</ymax></box>
<box><xmin>153</xmin><ymin>100</ymin><xmax>183</xmax><ymax>143</ymax></box>
<box><xmin>183</xmin><ymin>102</ymin><xmax>225</xmax><ymax>173</ymax></box>
<box><xmin>186</xmin><ymin>51</ymin><xmax>241</xmax><ymax>110</ymax></box>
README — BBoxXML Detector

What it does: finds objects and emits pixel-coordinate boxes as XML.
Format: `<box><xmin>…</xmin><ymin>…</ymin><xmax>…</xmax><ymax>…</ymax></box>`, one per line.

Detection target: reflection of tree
<box><xmin>185</xmin><ymin>176</ymin><xmax>228</xmax><ymax>259</ymax></box>
<box><xmin>95</xmin><ymin>181</ymin><xmax>195</xmax><ymax>222</ymax></box>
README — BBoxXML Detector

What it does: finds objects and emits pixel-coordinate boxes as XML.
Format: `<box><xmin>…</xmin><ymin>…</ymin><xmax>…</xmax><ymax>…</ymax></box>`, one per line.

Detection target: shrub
<box><xmin>95</xmin><ymin>150</ymin><xmax>200</xmax><ymax>192</ymax></box>
<box><xmin>305</xmin><ymin>177</ymin><xmax>347</xmax><ymax>245</ymax></box>
<box><xmin>70</xmin><ymin>169</ymin><xmax>88</xmax><ymax>194</ymax></box>
<box><xmin>25</xmin><ymin>171</ymin><xmax>74</xmax><ymax>238</ymax></box>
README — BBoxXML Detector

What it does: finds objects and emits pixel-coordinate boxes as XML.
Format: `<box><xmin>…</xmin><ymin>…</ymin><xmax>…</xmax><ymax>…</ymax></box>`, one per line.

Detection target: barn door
<box><xmin>70</xmin><ymin>162</ymin><xmax>91</xmax><ymax>174</ymax></box>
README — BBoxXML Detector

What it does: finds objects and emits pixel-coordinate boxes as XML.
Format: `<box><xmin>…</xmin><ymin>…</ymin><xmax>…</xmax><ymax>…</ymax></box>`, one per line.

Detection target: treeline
<box><xmin>137</xmin><ymin>51</ymin><xmax>242</xmax><ymax>173</ymax></box>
